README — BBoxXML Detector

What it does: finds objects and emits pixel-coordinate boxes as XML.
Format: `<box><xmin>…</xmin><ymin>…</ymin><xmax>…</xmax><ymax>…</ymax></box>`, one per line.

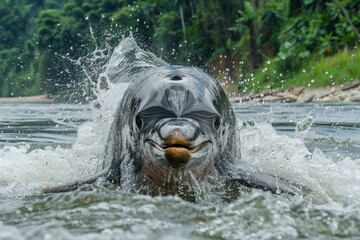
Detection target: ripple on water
<box><xmin>1</xmin><ymin>189</ymin><xmax>360</xmax><ymax>239</ymax></box>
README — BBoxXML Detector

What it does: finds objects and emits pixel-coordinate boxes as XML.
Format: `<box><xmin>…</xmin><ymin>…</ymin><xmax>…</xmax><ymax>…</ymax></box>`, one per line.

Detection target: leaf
<box><xmin>298</xmin><ymin>50</ymin><xmax>310</xmax><ymax>58</ymax></box>
<box><xmin>283</xmin><ymin>41</ymin><xmax>292</xmax><ymax>49</ymax></box>
<box><xmin>303</xmin><ymin>0</ymin><xmax>314</xmax><ymax>5</ymax></box>
<box><xmin>243</xmin><ymin>1</ymin><xmax>255</xmax><ymax>21</ymax></box>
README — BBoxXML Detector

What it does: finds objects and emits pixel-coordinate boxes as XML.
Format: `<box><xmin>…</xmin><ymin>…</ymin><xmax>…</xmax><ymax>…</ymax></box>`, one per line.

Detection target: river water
<box><xmin>1</xmin><ymin>38</ymin><xmax>360</xmax><ymax>239</ymax></box>
<box><xmin>0</xmin><ymin>101</ymin><xmax>359</xmax><ymax>239</ymax></box>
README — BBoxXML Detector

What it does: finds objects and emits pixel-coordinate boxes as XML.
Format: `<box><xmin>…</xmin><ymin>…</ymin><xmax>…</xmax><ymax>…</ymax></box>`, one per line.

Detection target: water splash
<box><xmin>3</xmin><ymin>39</ymin><xmax>360</xmax><ymax>240</ymax></box>
<box><xmin>105</xmin><ymin>37</ymin><xmax>167</xmax><ymax>84</ymax></box>
<box><xmin>239</xmin><ymin>122</ymin><xmax>360</xmax><ymax>208</ymax></box>
<box><xmin>295</xmin><ymin>112</ymin><xmax>314</xmax><ymax>134</ymax></box>
<box><xmin>295</xmin><ymin>111</ymin><xmax>314</xmax><ymax>141</ymax></box>
<box><xmin>0</xmin><ymin>38</ymin><xmax>359</xmax><ymax>214</ymax></box>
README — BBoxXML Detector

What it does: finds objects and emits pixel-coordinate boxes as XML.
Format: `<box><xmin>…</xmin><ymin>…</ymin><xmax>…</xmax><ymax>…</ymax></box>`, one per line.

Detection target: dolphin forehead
<box><xmin>137</xmin><ymin>67</ymin><xmax>219</xmax><ymax>116</ymax></box>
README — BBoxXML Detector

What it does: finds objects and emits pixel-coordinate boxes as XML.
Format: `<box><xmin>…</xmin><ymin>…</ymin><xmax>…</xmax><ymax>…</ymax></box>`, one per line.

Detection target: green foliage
<box><xmin>277</xmin><ymin>0</ymin><xmax>359</xmax><ymax>66</ymax></box>
<box><xmin>0</xmin><ymin>0</ymin><xmax>38</xmax><ymax>96</ymax></box>
<box><xmin>0</xmin><ymin>0</ymin><xmax>359</xmax><ymax>98</ymax></box>
<box><xmin>238</xmin><ymin>0</ymin><xmax>360</xmax><ymax>92</ymax></box>
<box><xmin>231</xmin><ymin>0</ymin><xmax>286</xmax><ymax>72</ymax></box>
<box><xmin>284</xmin><ymin>48</ymin><xmax>360</xmax><ymax>88</ymax></box>
<box><xmin>241</xmin><ymin>48</ymin><xmax>360</xmax><ymax>93</ymax></box>
<box><xmin>153</xmin><ymin>11</ymin><xmax>183</xmax><ymax>61</ymax></box>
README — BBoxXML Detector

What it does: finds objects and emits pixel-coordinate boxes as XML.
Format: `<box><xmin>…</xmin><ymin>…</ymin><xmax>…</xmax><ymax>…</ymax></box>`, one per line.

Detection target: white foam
<box><xmin>2</xmin><ymin>104</ymin><xmax>359</xmax><ymax>209</ymax></box>
<box><xmin>240</xmin><ymin>123</ymin><xmax>360</xmax><ymax>208</ymax></box>
<box><xmin>1</xmin><ymin>82</ymin><xmax>359</xmax><ymax>210</ymax></box>
<box><xmin>0</xmin><ymin>83</ymin><xmax>129</xmax><ymax>198</ymax></box>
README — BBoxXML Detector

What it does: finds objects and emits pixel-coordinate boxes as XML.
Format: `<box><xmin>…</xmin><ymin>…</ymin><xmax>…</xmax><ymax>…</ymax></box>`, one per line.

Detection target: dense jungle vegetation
<box><xmin>0</xmin><ymin>0</ymin><xmax>359</xmax><ymax>98</ymax></box>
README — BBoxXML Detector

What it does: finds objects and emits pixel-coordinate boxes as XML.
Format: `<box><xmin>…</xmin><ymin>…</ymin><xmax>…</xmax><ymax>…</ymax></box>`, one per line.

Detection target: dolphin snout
<box><xmin>156</xmin><ymin>119</ymin><xmax>200</xmax><ymax>168</ymax></box>
<box><xmin>157</xmin><ymin>118</ymin><xmax>200</xmax><ymax>141</ymax></box>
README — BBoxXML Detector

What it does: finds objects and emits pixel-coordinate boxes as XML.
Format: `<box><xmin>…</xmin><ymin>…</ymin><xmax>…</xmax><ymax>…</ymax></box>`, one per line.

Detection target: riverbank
<box><xmin>0</xmin><ymin>94</ymin><xmax>54</xmax><ymax>103</ymax></box>
<box><xmin>1</xmin><ymin>82</ymin><xmax>359</xmax><ymax>104</ymax></box>
<box><xmin>233</xmin><ymin>80</ymin><xmax>360</xmax><ymax>103</ymax></box>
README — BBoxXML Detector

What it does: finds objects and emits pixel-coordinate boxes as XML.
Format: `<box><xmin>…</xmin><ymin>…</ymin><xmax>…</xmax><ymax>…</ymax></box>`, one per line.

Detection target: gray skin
<box><xmin>102</xmin><ymin>65</ymin><xmax>302</xmax><ymax>200</ymax></box>
<box><xmin>45</xmin><ymin>65</ymin><xmax>303</xmax><ymax>200</ymax></box>
<box><xmin>106</xmin><ymin>66</ymin><xmax>237</xmax><ymax>196</ymax></box>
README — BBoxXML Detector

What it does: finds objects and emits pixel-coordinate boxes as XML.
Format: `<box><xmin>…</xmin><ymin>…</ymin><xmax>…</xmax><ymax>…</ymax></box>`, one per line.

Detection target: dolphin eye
<box><xmin>213</xmin><ymin>117</ymin><xmax>221</xmax><ymax>130</ymax></box>
<box><xmin>135</xmin><ymin>115</ymin><xmax>143</xmax><ymax>129</ymax></box>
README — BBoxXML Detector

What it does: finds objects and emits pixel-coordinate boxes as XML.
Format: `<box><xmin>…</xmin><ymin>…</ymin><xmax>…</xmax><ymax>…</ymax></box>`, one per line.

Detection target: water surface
<box><xmin>0</xmin><ymin>103</ymin><xmax>90</xmax><ymax>146</ymax></box>
<box><xmin>0</xmin><ymin>101</ymin><xmax>359</xmax><ymax>239</ymax></box>
<box><xmin>1</xmin><ymin>37</ymin><xmax>360</xmax><ymax>239</ymax></box>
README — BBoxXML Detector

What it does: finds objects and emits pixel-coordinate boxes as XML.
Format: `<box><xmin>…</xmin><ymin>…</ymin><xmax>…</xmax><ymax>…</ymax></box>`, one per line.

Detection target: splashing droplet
<box><xmin>295</xmin><ymin>113</ymin><xmax>314</xmax><ymax>135</ymax></box>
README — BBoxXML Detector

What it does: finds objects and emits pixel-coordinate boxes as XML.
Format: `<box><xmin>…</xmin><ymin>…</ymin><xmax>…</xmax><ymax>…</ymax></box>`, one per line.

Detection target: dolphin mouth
<box><xmin>145</xmin><ymin>139</ymin><xmax>210</xmax><ymax>153</ymax></box>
